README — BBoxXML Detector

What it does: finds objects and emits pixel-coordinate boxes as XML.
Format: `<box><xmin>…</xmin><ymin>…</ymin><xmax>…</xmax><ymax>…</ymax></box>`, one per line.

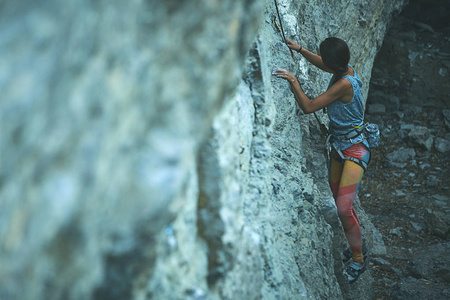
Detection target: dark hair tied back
<box><xmin>319</xmin><ymin>37</ymin><xmax>350</xmax><ymax>78</ymax></box>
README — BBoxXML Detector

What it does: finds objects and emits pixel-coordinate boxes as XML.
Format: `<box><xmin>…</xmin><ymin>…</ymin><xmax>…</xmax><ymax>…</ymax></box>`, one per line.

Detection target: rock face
<box><xmin>0</xmin><ymin>0</ymin><xmax>405</xmax><ymax>299</ymax></box>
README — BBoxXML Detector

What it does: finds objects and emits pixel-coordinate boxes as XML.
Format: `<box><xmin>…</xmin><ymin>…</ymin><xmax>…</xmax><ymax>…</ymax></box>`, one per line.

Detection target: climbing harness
<box><xmin>326</xmin><ymin>122</ymin><xmax>380</xmax><ymax>172</ymax></box>
<box><xmin>332</xmin><ymin>147</ymin><xmax>369</xmax><ymax>172</ymax></box>
<box><xmin>329</xmin><ymin>125</ymin><xmax>364</xmax><ymax>143</ymax></box>
<box><xmin>273</xmin><ymin>0</ymin><xmax>294</xmax><ymax>58</ymax></box>
<box><xmin>326</xmin><ymin>126</ymin><xmax>368</xmax><ymax>172</ymax></box>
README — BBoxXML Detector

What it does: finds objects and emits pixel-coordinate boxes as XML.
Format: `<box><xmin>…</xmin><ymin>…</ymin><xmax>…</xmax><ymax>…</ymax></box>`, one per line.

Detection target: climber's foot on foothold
<box><xmin>347</xmin><ymin>260</ymin><xmax>367</xmax><ymax>284</ymax></box>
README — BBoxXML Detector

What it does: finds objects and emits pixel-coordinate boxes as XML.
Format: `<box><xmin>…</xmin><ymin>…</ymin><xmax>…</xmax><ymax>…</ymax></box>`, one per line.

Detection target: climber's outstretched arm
<box><xmin>286</xmin><ymin>39</ymin><xmax>334</xmax><ymax>73</ymax></box>
<box><xmin>272</xmin><ymin>68</ymin><xmax>349</xmax><ymax>114</ymax></box>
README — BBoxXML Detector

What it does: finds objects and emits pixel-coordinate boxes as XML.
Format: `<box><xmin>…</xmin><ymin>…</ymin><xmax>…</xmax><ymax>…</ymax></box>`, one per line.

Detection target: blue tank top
<box><xmin>327</xmin><ymin>65</ymin><xmax>369</xmax><ymax>150</ymax></box>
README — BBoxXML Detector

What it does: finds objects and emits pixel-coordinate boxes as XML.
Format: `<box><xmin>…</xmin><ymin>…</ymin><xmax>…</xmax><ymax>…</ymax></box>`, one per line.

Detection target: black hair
<box><xmin>319</xmin><ymin>37</ymin><xmax>350</xmax><ymax>78</ymax></box>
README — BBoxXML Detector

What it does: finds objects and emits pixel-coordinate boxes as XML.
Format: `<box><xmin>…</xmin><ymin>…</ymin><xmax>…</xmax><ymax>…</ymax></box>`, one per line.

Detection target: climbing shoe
<box><xmin>342</xmin><ymin>244</ymin><xmax>368</xmax><ymax>263</ymax></box>
<box><xmin>347</xmin><ymin>260</ymin><xmax>367</xmax><ymax>284</ymax></box>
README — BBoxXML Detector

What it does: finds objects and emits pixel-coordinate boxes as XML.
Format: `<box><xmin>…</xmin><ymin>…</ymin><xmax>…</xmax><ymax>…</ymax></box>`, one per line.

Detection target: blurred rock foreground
<box><xmin>0</xmin><ymin>0</ymin><xmax>406</xmax><ymax>299</ymax></box>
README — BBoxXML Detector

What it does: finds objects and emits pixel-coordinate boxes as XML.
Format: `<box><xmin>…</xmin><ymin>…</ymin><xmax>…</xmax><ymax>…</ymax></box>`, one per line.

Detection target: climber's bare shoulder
<box><xmin>326</xmin><ymin>77</ymin><xmax>354</xmax><ymax>104</ymax></box>
<box><xmin>309</xmin><ymin>79</ymin><xmax>351</xmax><ymax>110</ymax></box>
<box><xmin>331</xmin><ymin>65</ymin><xmax>354</xmax><ymax>103</ymax></box>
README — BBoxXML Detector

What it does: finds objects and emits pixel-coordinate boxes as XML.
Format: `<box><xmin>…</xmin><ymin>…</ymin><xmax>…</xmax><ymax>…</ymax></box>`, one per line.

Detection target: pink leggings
<box><xmin>328</xmin><ymin>143</ymin><xmax>370</xmax><ymax>258</ymax></box>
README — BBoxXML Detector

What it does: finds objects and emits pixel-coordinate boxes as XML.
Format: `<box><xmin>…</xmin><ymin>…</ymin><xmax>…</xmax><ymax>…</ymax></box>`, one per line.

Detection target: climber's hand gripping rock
<box><xmin>286</xmin><ymin>39</ymin><xmax>302</xmax><ymax>53</ymax></box>
<box><xmin>272</xmin><ymin>68</ymin><xmax>299</xmax><ymax>92</ymax></box>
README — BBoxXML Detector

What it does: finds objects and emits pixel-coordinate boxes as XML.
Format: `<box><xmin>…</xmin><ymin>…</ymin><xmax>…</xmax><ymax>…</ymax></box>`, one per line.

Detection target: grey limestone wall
<box><xmin>0</xmin><ymin>0</ymin><xmax>405</xmax><ymax>299</ymax></box>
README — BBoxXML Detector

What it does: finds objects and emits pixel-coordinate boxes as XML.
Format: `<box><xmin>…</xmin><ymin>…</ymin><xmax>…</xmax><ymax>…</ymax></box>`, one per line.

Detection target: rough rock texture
<box><xmin>0</xmin><ymin>1</ymin><xmax>264</xmax><ymax>299</ymax></box>
<box><xmin>0</xmin><ymin>0</ymin><xmax>405</xmax><ymax>299</ymax></box>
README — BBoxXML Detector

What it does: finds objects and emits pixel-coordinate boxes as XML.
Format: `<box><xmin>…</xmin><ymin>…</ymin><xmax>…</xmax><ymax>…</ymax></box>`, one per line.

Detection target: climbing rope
<box><xmin>273</xmin><ymin>0</ymin><xmax>294</xmax><ymax>58</ymax></box>
<box><xmin>274</xmin><ymin>0</ymin><xmax>328</xmax><ymax>137</ymax></box>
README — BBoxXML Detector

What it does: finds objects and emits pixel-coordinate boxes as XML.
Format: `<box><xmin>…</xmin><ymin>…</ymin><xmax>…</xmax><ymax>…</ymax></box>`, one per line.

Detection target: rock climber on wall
<box><xmin>272</xmin><ymin>37</ymin><xmax>376</xmax><ymax>284</ymax></box>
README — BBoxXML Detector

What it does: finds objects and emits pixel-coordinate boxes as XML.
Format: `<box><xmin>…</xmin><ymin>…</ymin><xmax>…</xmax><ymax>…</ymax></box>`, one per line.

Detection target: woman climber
<box><xmin>272</xmin><ymin>37</ymin><xmax>370</xmax><ymax>284</ymax></box>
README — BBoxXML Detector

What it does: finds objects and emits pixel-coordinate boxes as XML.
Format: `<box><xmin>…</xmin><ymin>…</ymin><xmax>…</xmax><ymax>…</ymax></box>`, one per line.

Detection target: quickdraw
<box><xmin>273</xmin><ymin>0</ymin><xmax>294</xmax><ymax>58</ymax></box>
<box><xmin>271</xmin><ymin>16</ymin><xmax>282</xmax><ymax>33</ymax></box>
